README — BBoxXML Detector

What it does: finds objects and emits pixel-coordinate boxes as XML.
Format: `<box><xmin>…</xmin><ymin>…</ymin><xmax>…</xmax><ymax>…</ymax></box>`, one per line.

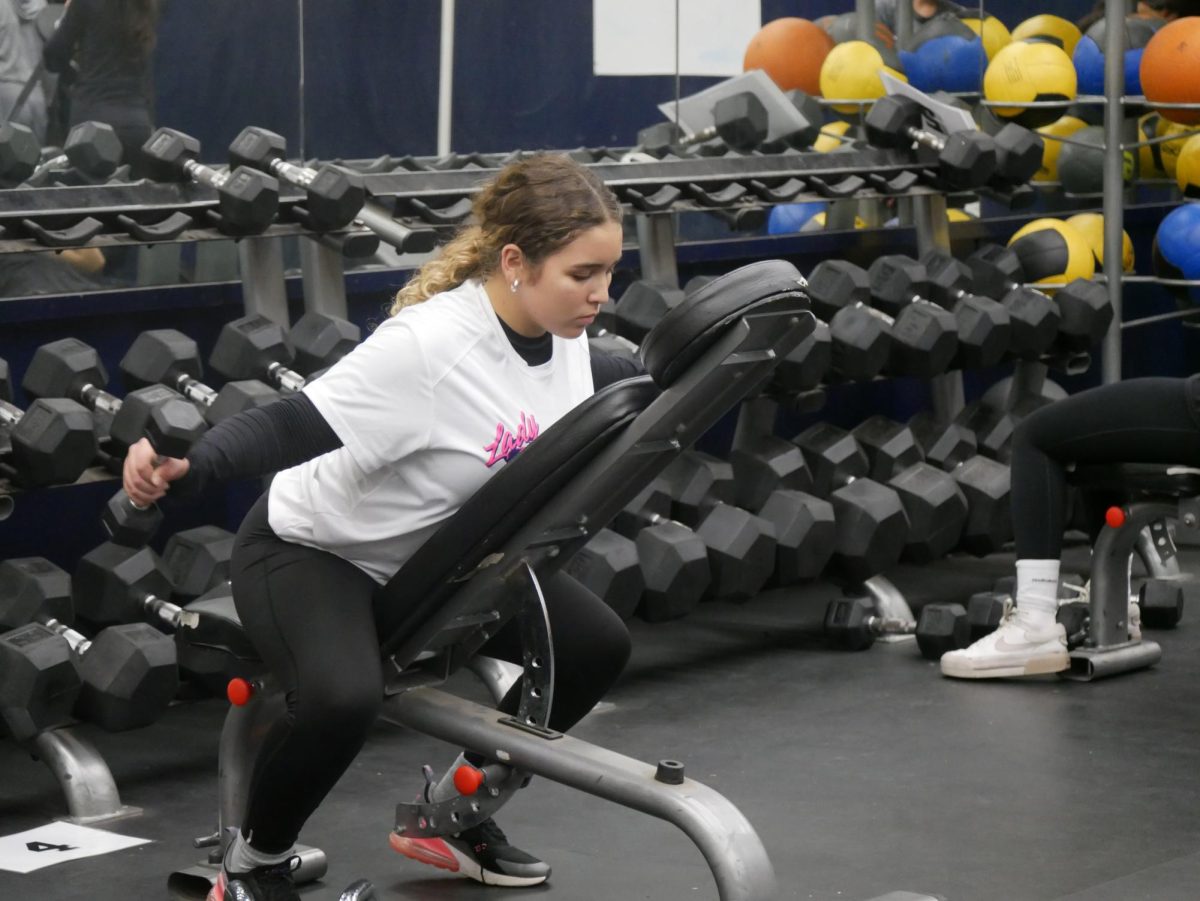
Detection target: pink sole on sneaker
<box><xmin>206</xmin><ymin>871</ymin><xmax>227</xmax><ymax>901</ymax></box>
<box><xmin>389</xmin><ymin>832</ymin><xmax>461</xmax><ymax>873</ymax></box>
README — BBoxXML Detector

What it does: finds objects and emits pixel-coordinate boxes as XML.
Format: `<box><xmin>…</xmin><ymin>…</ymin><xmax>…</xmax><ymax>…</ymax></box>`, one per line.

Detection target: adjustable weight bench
<box><xmin>172</xmin><ymin>260</ymin><xmax>815</xmax><ymax>901</ymax></box>
<box><xmin>1063</xmin><ymin>463</ymin><xmax>1200</xmax><ymax>680</ymax></box>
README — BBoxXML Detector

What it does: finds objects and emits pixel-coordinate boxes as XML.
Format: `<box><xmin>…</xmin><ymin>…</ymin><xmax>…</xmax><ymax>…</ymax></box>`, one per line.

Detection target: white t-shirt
<box><xmin>268</xmin><ymin>279</ymin><xmax>594</xmax><ymax>584</ymax></box>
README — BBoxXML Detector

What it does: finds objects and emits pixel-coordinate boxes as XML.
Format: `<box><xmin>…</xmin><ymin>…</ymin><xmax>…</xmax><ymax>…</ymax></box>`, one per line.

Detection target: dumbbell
<box><xmin>563</xmin><ymin>527</ymin><xmax>646</xmax><ymax>621</ymax></box>
<box><xmin>208</xmin><ymin>314</ymin><xmax>309</xmax><ymax>393</ymax></box>
<box><xmin>760</xmin><ymin>89</ymin><xmax>823</xmax><ymax>152</ymax></box>
<box><xmin>804</xmin><ymin>261</ymin><xmax>893</xmax><ymax>382</ymax></box>
<box><xmin>0</xmin><ymin>557</ymin><xmax>178</xmax><ymax>731</ymax></box>
<box><xmin>73</xmin><ymin>542</ymin><xmax>199</xmax><ymax>632</ymax></box>
<box><xmin>921</xmin><ymin>249</ymin><xmax>1059</xmax><ymax>360</ymax></box>
<box><xmin>27</xmin><ymin>121</ymin><xmax>123</xmax><ymax>186</ymax></box>
<box><xmin>171</xmin><ymin>581</ymin><xmax>265</xmax><ymax>696</ymax></box>
<box><xmin>824</xmin><ymin>596</ymin><xmax>971</xmax><ymax>659</ymax></box>
<box><xmin>141</xmin><ymin>127</ymin><xmax>279</xmax><ymax>235</ymax></box>
<box><xmin>0</xmin><ymin>620</ymin><xmax>80</xmax><ymax>740</ymax></box>
<box><xmin>1138</xmin><ymin>579</ymin><xmax>1186</xmax><ymax>629</ymax></box>
<box><xmin>162</xmin><ymin>525</ymin><xmax>235</xmax><ymax>599</ymax></box>
<box><xmin>652</xmin><ymin>451</ymin><xmax>779</xmax><ymax>602</ymax></box>
<box><xmin>120</xmin><ymin>328</ymin><xmax>282</xmax><ymax>425</ymax></box>
<box><xmin>989</xmin><ymin>123</ymin><xmax>1044</xmax><ymax>187</ymax></box>
<box><xmin>965</xmin><ymin>244</ymin><xmax>1112</xmax><ymax>353</ymax></box>
<box><xmin>870</xmin><ymin>254</ymin><xmax>1010</xmax><ymax>371</ymax></box>
<box><xmin>0</xmin><ymin>366</ymin><xmax>96</xmax><ymax>487</ymax></box>
<box><xmin>637</xmin><ymin>92</ymin><xmax>769</xmax><ymax>155</ymax></box>
<box><xmin>863</xmin><ymin>256</ymin><xmax>963</xmax><ymax>376</ymax></box>
<box><xmin>966</xmin><ymin>572</ymin><xmax>1089</xmax><ymax>643</ymax></box>
<box><xmin>22</xmin><ymin>337</ymin><xmax>207</xmax><ymax>451</ymax></box>
<box><xmin>611</xmin><ymin>281</ymin><xmax>684</xmax><ymax>345</ymax></box>
<box><xmin>0</xmin><ymin>121</ymin><xmax>39</xmax><ymax>185</ymax></box>
<box><xmin>289</xmin><ymin>311</ymin><xmax>361</xmax><ymax>377</ymax></box>
<box><xmin>229</xmin><ymin>126</ymin><xmax>436</xmax><ymax>252</ymax></box>
<box><xmin>864</xmin><ymin>95</ymin><xmax>998</xmax><ymax>190</ymax></box>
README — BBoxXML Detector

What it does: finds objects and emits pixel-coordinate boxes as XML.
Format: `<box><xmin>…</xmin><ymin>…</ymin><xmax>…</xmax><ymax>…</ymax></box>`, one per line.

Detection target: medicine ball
<box><xmin>1007</xmin><ymin>218</ymin><xmax>1096</xmax><ymax>288</ymax></box>
<box><xmin>1033</xmin><ymin>115</ymin><xmax>1088</xmax><ymax>182</ymax></box>
<box><xmin>1152</xmin><ymin>203</ymin><xmax>1200</xmax><ymax>301</ymax></box>
<box><xmin>899</xmin><ymin>16</ymin><xmax>985</xmax><ymax>93</ymax></box>
<box><xmin>984</xmin><ymin>40</ymin><xmax>1077</xmax><ymax>129</ymax></box>
<box><xmin>1175</xmin><ymin>134</ymin><xmax>1200</xmax><ymax>198</ymax></box>
<box><xmin>767</xmin><ymin>201</ymin><xmax>827</xmax><ymax>234</ymax></box>
<box><xmin>1137</xmin><ymin>112</ymin><xmax>1164</xmax><ymax>177</ymax></box>
<box><xmin>1157</xmin><ymin>118</ymin><xmax>1193</xmax><ymax>178</ymax></box>
<box><xmin>1065</xmin><ymin>213</ymin><xmax>1135</xmax><ymax>272</ymax></box>
<box><xmin>743</xmin><ymin>18</ymin><xmax>833</xmax><ymax>96</ymax></box>
<box><xmin>819</xmin><ymin>40</ymin><xmax>907</xmax><ymax>115</ymax></box>
<box><xmin>1056</xmin><ymin>125</ymin><xmax>1107</xmax><ymax>195</ymax></box>
<box><xmin>817</xmin><ymin>12</ymin><xmax>895</xmax><ymax>49</ymax></box>
<box><xmin>1011</xmin><ymin>14</ymin><xmax>1082</xmax><ymax>57</ymax></box>
<box><xmin>1073</xmin><ymin>16</ymin><xmax>1163</xmax><ymax>98</ymax></box>
<box><xmin>1142</xmin><ymin>16</ymin><xmax>1200</xmax><ymax>125</ymax></box>
<box><xmin>960</xmin><ymin>14</ymin><xmax>1012</xmax><ymax>61</ymax></box>
<box><xmin>813</xmin><ymin>119</ymin><xmax>852</xmax><ymax>153</ymax></box>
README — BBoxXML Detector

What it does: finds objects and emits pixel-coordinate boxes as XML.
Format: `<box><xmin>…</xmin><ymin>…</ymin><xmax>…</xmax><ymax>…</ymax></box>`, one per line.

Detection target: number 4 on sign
<box><xmin>26</xmin><ymin>841</ymin><xmax>77</xmax><ymax>853</ymax></box>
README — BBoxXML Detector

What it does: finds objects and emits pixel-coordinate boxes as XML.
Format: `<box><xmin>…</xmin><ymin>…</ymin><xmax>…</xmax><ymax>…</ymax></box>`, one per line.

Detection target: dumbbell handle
<box><xmin>265</xmin><ymin>157</ymin><xmax>317</xmax><ymax>188</ymax></box>
<box><xmin>41</xmin><ymin>616</ymin><xmax>92</xmax><ymax>656</ymax></box>
<box><xmin>866</xmin><ymin>615</ymin><xmax>915</xmax><ymax>637</ymax></box>
<box><xmin>182</xmin><ymin>158</ymin><xmax>230</xmax><ymax>190</ymax></box>
<box><xmin>265</xmin><ymin>361</ymin><xmax>306</xmax><ymax>394</ymax></box>
<box><xmin>32</xmin><ymin>151</ymin><xmax>71</xmax><ymax>178</ymax></box>
<box><xmin>0</xmin><ymin>398</ymin><xmax>22</xmax><ymax>425</ymax></box>
<box><xmin>171</xmin><ymin>372</ymin><xmax>219</xmax><ymax>408</ymax></box>
<box><xmin>904</xmin><ymin>125</ymin><xmax>951</xmax><ymax>153</ymax></box>
<box><xmin>77</xmin><ymin>382</ymin><xmax>122</xmax><ymax>416</ymax></box>
<box><xmin>139</xmin><ymin>591</ymin><xmax>199</xmax><ymax>631</ymax></box>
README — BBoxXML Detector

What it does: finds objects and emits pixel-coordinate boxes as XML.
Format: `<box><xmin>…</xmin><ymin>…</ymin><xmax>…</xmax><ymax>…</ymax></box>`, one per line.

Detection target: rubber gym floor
<box><xmin>2</xmin><ymin>541</ymin><xmax>1199</xmax><ymax>901</ymax></box>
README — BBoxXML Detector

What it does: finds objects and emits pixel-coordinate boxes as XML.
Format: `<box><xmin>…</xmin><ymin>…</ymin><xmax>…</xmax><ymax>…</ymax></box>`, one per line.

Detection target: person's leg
<box><xmin>391</xmin><ymin>570</ymin><xmax>631</xmax><ymax>886</ymax></box>
<box><xmin>216</xmin><ymin>495</ymin><xmax>383</xmax><ymax>899</ymax></box>
<box><xmin>943</xmin><ymin>377</ymin><xmax>1200</xmax><ymax>678</ymax></box>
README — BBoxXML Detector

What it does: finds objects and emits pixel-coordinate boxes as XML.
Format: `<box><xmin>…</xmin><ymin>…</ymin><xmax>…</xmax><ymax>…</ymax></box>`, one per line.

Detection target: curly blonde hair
<box><xmin>391</xmin><ymin>154</ymin><xmax>621</xmax><ymax>314</ymax></box>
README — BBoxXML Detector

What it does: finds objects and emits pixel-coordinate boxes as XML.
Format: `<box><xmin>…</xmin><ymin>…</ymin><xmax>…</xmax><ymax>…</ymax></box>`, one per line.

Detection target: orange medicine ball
<box><xmin>1141</xmin><ymin>16</ymin><xmax>1200</xmax><ymax>125</ymax></box>
<box><xmin>744</xmin><ymin>17</ymin><xmax>834</xmax><ymax>96</ymax></box>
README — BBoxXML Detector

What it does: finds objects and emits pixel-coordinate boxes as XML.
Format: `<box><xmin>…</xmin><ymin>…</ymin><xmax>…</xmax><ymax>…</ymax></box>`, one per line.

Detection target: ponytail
<box><xmin>391</xmin><ymin>226</ymin><xmax>489</xmax><ymax>314</ymax></box>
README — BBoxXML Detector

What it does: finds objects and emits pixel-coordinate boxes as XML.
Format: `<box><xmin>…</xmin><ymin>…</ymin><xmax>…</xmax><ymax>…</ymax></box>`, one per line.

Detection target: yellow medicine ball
<box><xmin>1034</xmin><ymin>115</ymin><xmax>1088</xmax><ymax>182</ymax></box>
<box><xmin>961</xmin><ymin>15</ymin><xmax>1012</xmax><ymax>61</ymax></box>
<box><xmin>1157</xmin><ymin>118</ymin><xmax>1193</xmax><ymax>179</ymax></box>
<box><xmin>819</xmin><ymin>40</ymin><xmax>908</xmax><ymax>116</ymax></box>
<box><xmin>1010</xmin><ymin>15</ymin><xmax>1083</xmax><ymax>58</ymax></box>
<box><xmin>814</xmin><ymin>120</ymin><xmax>853</xmax><ymax>153</ymax></box>
<box><xmin>984</xmin><ymin>40</ymin><xmax>1077</xmax><ymax>129</ymax></box>
<box><xmin>946</xmin><ymin>208</ymin><xmax>975</xmax><ymax>223</ymax></box>
<box><xmin>1064</xmin><ymin>213</ymin><xmax>1135</xmax><ymax>272</ymax></box>
<box><xmin>802</xmin><ymin>211</ymin><xmax>867</xmax><ymax>231</ymax></box>
<box><xmin>1138</xmin><ymin>112</ymin><xmax>1164</xmax><ymax>177</ymax></box>
<box><xmin>1175</xmin><ymin>133</ymin><xmax>1200</xmax><ymax>198</ymax></box>
<box><xmin>1007</xmin><ymin>218</ymin><xmax>1096</xmax><ymax>288</ymax></box>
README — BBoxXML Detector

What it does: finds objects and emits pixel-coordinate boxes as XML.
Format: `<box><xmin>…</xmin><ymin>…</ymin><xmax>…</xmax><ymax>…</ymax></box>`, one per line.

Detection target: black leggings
<box><xmin>229</xmin><ymin>495</ymin><xmax>631</xmax><ymax>854</ymax></box>
<box><xmin>1011</xmin><ymin>376</ymin><xmax>1200</xmax><ymax>560</ymax></box>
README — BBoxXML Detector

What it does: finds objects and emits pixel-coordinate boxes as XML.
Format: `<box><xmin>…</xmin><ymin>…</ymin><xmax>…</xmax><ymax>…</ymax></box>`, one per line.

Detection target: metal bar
<box><xmin>299</xmin><ymin>238</ymin><xmax>348</xmax><ymax>319</ymax></box>
<box><xmin>30</xmin><ymin>728</ymin><xmax>138</xmax><ymax>824</ymax></box>
<box><xmin>385</xmin><ymin>687</ymin><xmax>777</xmax><ymax>901</ymax></box>
<box><xmin>634</xmin><ymin>213</ymin><xmax>680</xmax><ymax>288</ymax></box>
<box><xmin>237</xmin><ymin>238</ymin><xmax>290</xmax><ymax>325</ymax></box>
<box><xmin>1101</xmin><ymin>0</ymin><xmax>1127</xmax><ymax>384</ymax></box>
<box><xmin>856</xmin><ymin>0</ymin><xmax>877</xmax><ymax>42</ymax></box>
<box><xmin>438</xmin><ymin>0</ymin><xmax>455</xmax><ymax>156</ymax></box>
<box><xmin>1090</xmin><ymin>501</ymin><xmax>1176</xmax><ymax>647</ymax></box>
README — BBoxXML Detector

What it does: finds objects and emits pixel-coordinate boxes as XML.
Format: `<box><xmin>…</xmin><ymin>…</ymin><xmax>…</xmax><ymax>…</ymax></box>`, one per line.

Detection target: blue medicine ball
<box><xmin>1073</xmin><ymin>16</ymin><xmax>1162</xmax><ymax>97</ymax></box>
<box><xmin>768</xmin><ymin>201</ymin><xmax>826</xmax><ymax>234</ymax></box>
<box><xmin>1153</xmin><ymin>203</ymin><xmax>1200</xmax><ymax>301</ymax></box>
<box><xmin>900</xmin><ymin>34</ymin><xmax>986</xmax><ymax>93</ymax></box>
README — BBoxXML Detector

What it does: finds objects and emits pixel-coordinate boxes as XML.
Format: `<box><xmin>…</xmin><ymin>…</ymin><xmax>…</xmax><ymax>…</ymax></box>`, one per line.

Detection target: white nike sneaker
<box><xmin>1128</xmin><ymin>597</ymin><xmax>1142</xmax><ymax>642</ymax></box>
<box><xmin>940</xmin><ymin>608</ymin><xmax>1068</xmax><ymax>679</ymax></box>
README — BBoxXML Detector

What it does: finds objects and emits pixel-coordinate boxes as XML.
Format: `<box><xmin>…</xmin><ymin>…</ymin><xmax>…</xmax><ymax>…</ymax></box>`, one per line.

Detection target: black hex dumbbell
<box><xmin>120</xmin><ymin>328</ymin><xmax>282</xmax><ymax>426</ymax></box>
<box><xmin>288</xmin><ymin>311</ymin><xmax>362</xmax><ymax>378</ymax></box>
<box><xmin>865</xmin><ymin>255</ymin><xmax>964</xmax><ymax>377</ymax></box>
<box><xmin>966</xmin><ymin>244</ymin><xmax>1112</xmax><ymax>354</ymax></box>
<box><xmin>0</xmin><ymin>557</ymin><xmax>177</xmax><ymax>731</ymax></box>
<box><xmin>230</xmin><ymin>126</ymin><xmax>364</xmax><ymax>231</ymax></box>
<box><xmin>0</xmin><ymin>385</ymin><xmax>96</xmax><ymax>488</ymax></box>
<box><xmin>73</xmin><ymin>542</ymin><xmax>199</xmax><ymax>633</ymax></box>
<box><xmin>27</xmin><ymin>121</ymin><xmax>123</xmax><ymax>186</ymax></box>
<box><xmin>0</xmin><ymin>121</ymin><xmax>39</xmax><ymax>186</ymax></box>
<box><xmin>141</xmin><ymin>127</ymin><xmax>279</xmax><ymax>235</ymax></box>
<box><xmin>804</xmin><ymin>261</ymin><xmax>893</xmax><ymax>382</ymax></box>
<box><xmin>865</xmin><ymin>95</ymin><xmax>998</xmax><ymax>190</ymax></box>
<box><xmin>564</xmin><ymin>527</ymin><xmax>646</xmax><ymax>621</ymax></box>
<box><xmin>760</xmin><ymin>89</ymin><xmax>823</xmax><ymax>152</ymax></box>
<box><xmin>208</xmin><ymin>314</ymin><xmax>308</xmax><ymax>393</ymax></box>
<box><xmin>162</xmin><ymin>525</ymin><xmax>235</xmax><ymax>599</ymax></box>
<box><xmin>872</xmin><ymin>253</ymin><xmax>1010</xmax><ymax>371</ymax></box>
<box><xmin>824</xmin><ymin>595</ymin><xmax>971</xmax><ymax>660</ymax></box>
<box><xmin>229</xmin><ymin>126</ymin><xmax>436</xmax><ymax>252</ymax></box>
<box><xmin>638</xmin><ymin>92</ymin><xmax>769</xmax><ymax>155</ymax></box>
<box><xmin>921</xmin><ymin>249</ymin><xmax>1059</xmax><ymax>361</ymax></box>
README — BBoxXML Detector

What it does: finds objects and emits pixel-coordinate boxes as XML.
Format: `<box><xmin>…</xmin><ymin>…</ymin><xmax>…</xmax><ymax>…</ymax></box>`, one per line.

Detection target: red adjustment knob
<box><xmin>1105</xmin><ymin>506</ymin><xmax>1127</xmax><ymax>529</ymax></box>
<box><xmin>227</xmin><ymin>677</ymin><xmax>254</xmax><ymax>706</ymax></box>
<box><xmin>453</xmin><ymin>765</ymin><xmax>485</xmax><ymax>795</ymax></box>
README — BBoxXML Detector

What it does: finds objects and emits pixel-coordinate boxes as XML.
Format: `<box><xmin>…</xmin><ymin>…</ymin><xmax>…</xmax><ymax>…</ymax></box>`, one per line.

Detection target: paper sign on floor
<box><xmin>0</xmin><ymin>821</ymin><xmax>151</xmax><ymax>873</ymax></box>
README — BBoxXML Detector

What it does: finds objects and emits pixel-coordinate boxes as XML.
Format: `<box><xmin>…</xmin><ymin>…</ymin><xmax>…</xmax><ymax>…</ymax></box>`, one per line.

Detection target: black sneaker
<box><xmin>389</xmin><ymin>816</ymin><xmax>551</xmax><ymax>886</ymax></box>
<box><xmin>205</xmin><ymin>855</ymin><xmax>300</xmax><ymax>901</ymax></box>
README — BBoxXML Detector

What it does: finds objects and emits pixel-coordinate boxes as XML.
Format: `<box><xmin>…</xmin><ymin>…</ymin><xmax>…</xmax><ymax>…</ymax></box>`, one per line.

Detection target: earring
<box><xmin>511</xmin><ymin>278</ymin><xmax>520</xmax><ymax>293</ymax></box>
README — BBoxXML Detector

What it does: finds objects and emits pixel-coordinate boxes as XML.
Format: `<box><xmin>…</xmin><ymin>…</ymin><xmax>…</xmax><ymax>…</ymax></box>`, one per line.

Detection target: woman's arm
<box><xmin>42</xmin><ymin>0</ymin><xmax>86</xmax><ymax>73</ymax></box>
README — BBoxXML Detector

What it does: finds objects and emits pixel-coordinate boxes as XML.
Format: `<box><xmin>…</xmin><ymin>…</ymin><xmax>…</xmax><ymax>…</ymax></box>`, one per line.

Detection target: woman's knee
<box><xmin>287</xmin><ymin>670</ymin><xmax>384</xmax><ymax>737</ymax></box>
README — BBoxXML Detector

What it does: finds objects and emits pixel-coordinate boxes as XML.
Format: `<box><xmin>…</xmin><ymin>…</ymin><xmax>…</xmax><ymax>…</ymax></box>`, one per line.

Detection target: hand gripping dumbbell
<box><xmin>0</xmin><ymin>360</ymin><xmax>96</xmax><ymax>487</ymax></box>
<box><xmin>229</xmin><ymin>126</ymin><xmax>437</xmax><ymax>253</ymax></box>
<box><xmin>120</xmin><ymin>328</ymin><xmax>282</xmax><ymax>426</ymax></box>
<box><xmin>868</xmin><ymin>254</ymin><xmax>1010</xmax><ymax>371</ymax></box>
<box><xmin>0</xmin><ymin>557</ymin><xmax>178</xmax><ymax>731</ymax></box>
<box><xmin>141</xmin><ymin>127</ymin><xmax>279</xmax><ymax>235</ymax></box>
<box><xmin>27</xmin><ymin>121</ymin><xmax>123</xmax><ymax>186</ymax></box>
<box><xmin>637</xmin><ymin>92</ymin><xmax>769</xmax><ymax>156</ymax></box>
<box><xmin>865</xmin><ymin>94</ymin><xmax>998</xmax><ymax>190</ymax></box>
<box><xmin>824</xmin><ymin>595</ymin><xmax>970</xmax><ymax>660</ymax></box>
<box><xmin>965</xmin><ymin>244</ymin><xmax>1112</xmax><ymax>354</ymax></box>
